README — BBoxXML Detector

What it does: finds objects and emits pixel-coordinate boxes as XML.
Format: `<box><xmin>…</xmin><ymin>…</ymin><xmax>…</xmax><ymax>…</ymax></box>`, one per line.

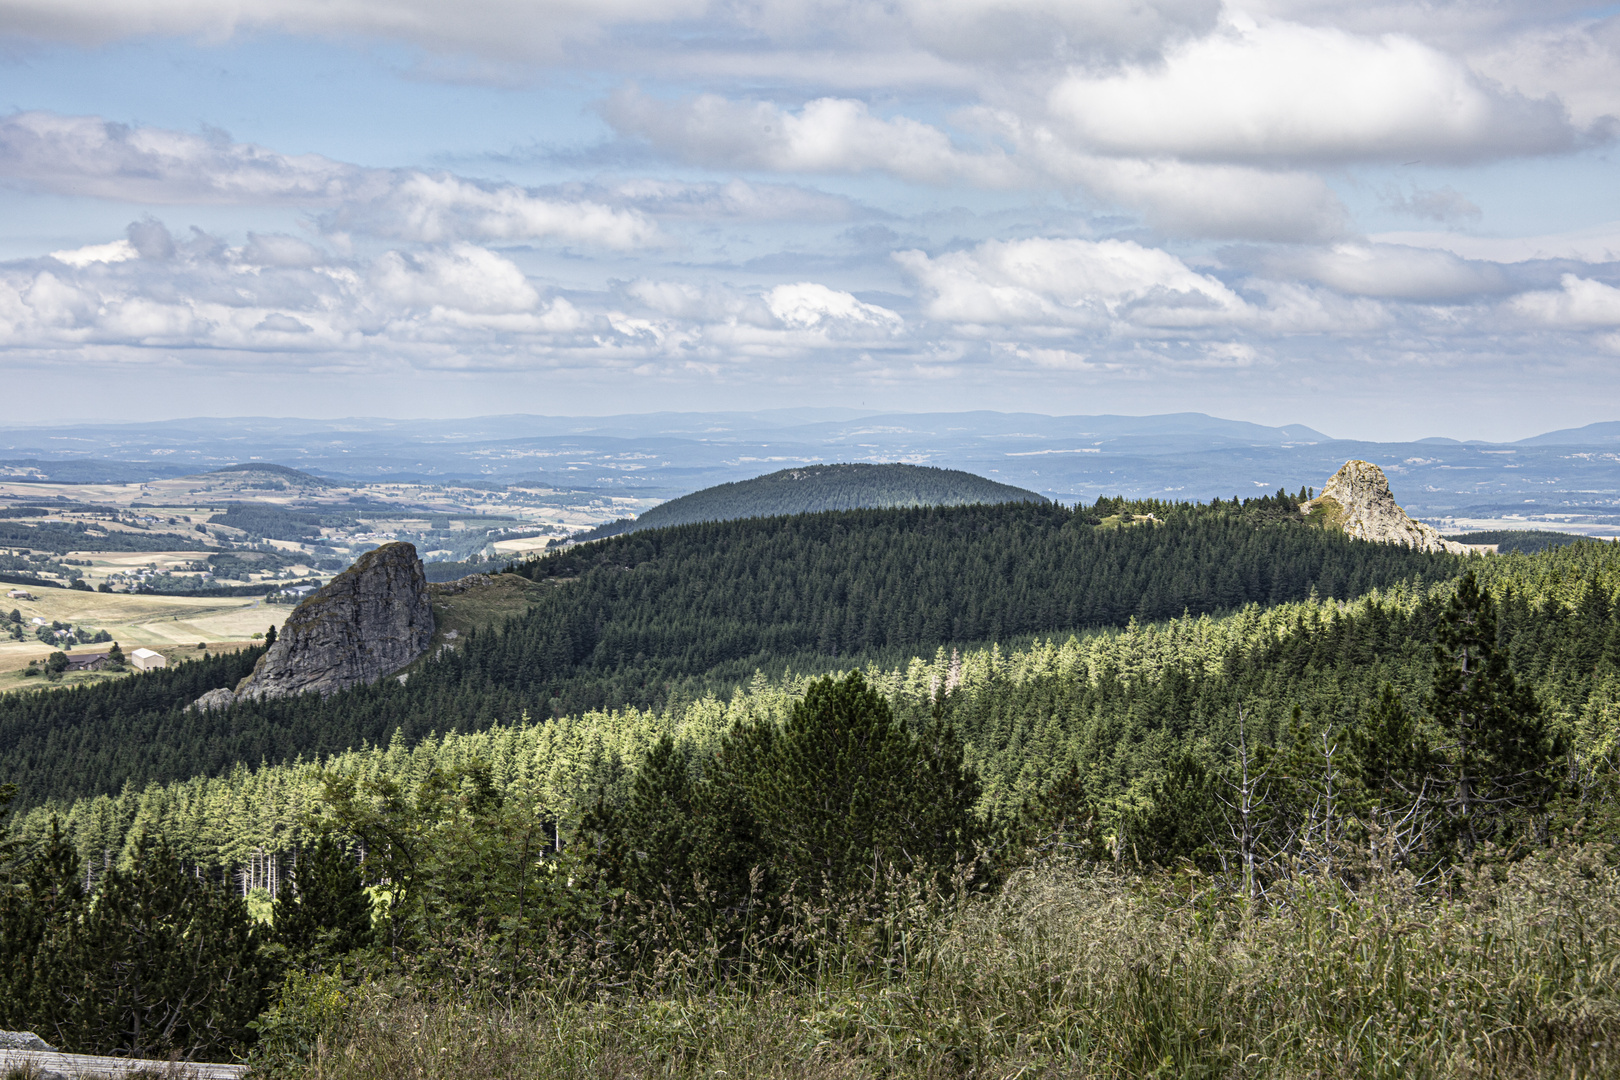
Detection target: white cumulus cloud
<box><xmin>0</xmin><ymin>111</ymin><xmax>362</xmax><ymax>204</ymax></box>
<box><xmin>890</xmin><ymin>0</ymin><xmax>1221</xmax><ymax>63</ymax></box>
<box><xmin>896</xmin><ymin>237</ymin><xmax>1249</xmax><ymax>330</ymax></box>
<box><xmin>1253</xmin><ymin>243</ymin><xmax>1511</xmax><ymax>300</ymax></box>
<box><xmin>602</xmin><ymin>89</ymin><xmax>1019</xmax><ymax>186</ymax></box>
<box><xmin>0</xmin><ymin>0</ymin><xmax>702</xmax><ymax>61</ymax></box>
<box><xmin>1</xmin><ymin>111</ymin><xmax>658</xmax><ymax>250</ymax></box>
<box><xmin>767</xmin><ymin>281</ymin><xmax>903</xmax><ymax>331</ymax></box>
<box><xmin>333</xmin><ymin>173</ymin><xmax>657</xmax><ymax>249</ymax></box>
<box><xmin>1048</xmin><ymin>18</ymin><xmax>1579</xmax><ymax>164</ymax></box>
<box><xmin>369</xmin><ymin>243</ymin><xmax>540</xmax><ymax>315</ymax></box>
<box><xmin>49</xmin><ymin>239</ymin><xmax>138</xmax><ymax>267</ymax></box>
<box><xmin>1511</xmin><ymin>274</ymin><xmax>1620</xmax><ymax>326</ymax></box>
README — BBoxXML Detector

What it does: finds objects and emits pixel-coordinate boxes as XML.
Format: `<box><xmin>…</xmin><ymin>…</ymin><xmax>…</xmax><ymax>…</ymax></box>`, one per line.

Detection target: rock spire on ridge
<box><xmin>1301</xmin><ymin>460</ymin><xmax>1469</xmax><ymax>555</ymax></box>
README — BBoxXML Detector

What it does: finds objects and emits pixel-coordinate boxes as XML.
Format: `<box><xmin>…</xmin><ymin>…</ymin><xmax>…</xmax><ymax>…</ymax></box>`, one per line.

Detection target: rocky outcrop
<box><xmin>0</xmin><ymin>1042</ymin><xmax>247</xmax><ymax>1079</ymax></box>
<box><xmin>1301</xmin><ymin>461</ymin><xmax>1469</xmax><ymax>555</ymax></box>
<box><xmin>193</xmin><ymin>542</ymin><xmax>433</xmax><ymax>709</ymax></box>
<box><xmin>193</xmin><ymin>687</ymin><xmax>236</xmax><ymax>712</ymax></box>
<box><xmin>0</xmin><ymin>1032</ymin><xmax>53</xmax><ymax>1051</ymax></box>
<box><xmin>430</xmin><ymin>573</ymin><xmax>494</xmax><ymax>596</ymax></box>
<box><xmin>237</xmin><ymin>542</ymin><xmax>433</xmax><ymax>700</ymax></box>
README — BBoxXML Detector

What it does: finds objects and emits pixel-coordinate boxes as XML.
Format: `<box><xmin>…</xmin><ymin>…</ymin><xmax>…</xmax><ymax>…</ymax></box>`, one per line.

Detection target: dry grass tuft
<box><xmin>253</xmin><ymin>847</ymin><xmax>1620</xmax><ymax>1079</ymax></box>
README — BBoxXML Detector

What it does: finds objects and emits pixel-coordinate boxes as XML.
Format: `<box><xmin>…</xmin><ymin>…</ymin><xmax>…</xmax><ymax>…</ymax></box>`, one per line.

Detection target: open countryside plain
<box><xmin>0</xmin><ymin>587</ymin><xmax>280</xmax><ymax>691</ymax></box>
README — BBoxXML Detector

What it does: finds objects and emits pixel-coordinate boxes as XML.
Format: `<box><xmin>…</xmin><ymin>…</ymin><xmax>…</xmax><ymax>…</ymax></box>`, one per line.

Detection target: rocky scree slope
<box><xmin>194</xmin><ymin>541</ymin><xmax>433</xmax><ymax>708</ymax></box>
<box><xmin>1301</xmin><ymin>460</ymin><xmax>1470</xmax><ymax>555</ymax></box>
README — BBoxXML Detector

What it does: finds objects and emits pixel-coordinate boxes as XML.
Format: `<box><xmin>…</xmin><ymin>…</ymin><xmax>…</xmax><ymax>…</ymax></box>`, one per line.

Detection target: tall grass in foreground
<box><xmin>253</xmin><ymin>845</ymin><xmax>1620</xmax><ymax>1079</ymax></box>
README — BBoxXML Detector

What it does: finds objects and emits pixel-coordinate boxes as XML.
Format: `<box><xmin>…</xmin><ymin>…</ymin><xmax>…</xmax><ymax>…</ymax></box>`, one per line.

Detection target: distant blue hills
<box><xmin>0</xmin><ymin>411</ymin><xmax>1616</xmax><ymax>529</ymax></box>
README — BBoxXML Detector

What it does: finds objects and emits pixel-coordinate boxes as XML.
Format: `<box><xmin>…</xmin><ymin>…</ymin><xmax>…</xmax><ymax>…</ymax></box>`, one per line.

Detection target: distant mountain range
<box><xmin>1</xmin><ymin>411</ymin><xmax>1616</xmax><ymax>531</ymax></box>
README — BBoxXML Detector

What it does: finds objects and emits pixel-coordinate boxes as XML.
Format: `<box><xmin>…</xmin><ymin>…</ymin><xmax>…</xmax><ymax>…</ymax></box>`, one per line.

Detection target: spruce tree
<box><xmin>1127</xmin><ymin>751</ymin><xmax>1220</xmax><ymax>870</ymax></box>
<box><xmin>1010</xmin><ymin>758</ymin><xmax>1109</xmax><ymax>863</ymax></box>
<box><xmin>0</xmin><ymin>820</ymin><xmax>84</xmax><ymax>1032</ymax></box>
<box><xmin>603</xmin><ymin>734</ymin><xmax>699</xmax><ymax>904</ymax></box>
<box><xmin>1350</xmin><ymin>684</ymin><xmax>1440</xmax><ymax>867</ymax></box>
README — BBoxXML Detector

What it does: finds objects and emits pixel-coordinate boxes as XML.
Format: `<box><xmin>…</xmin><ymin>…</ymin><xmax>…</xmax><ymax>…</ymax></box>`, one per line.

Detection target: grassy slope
<box><xmin>408</xmin><ymin>572</ymin><xmax>549</xmax><ymax>672</ymax></box>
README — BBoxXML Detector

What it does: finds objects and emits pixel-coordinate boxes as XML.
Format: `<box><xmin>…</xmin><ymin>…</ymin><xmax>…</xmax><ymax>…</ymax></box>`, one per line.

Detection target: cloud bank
<box><xmin>2</xmin><ymin>0</ymin><xmax>1619</xmax><ymax>430</ymax></box>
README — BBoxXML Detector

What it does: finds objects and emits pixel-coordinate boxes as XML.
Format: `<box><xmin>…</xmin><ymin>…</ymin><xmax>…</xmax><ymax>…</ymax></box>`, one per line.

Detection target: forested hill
<box><xmin>579</xmin><ymin>463</ymin><xmax>1045</xmax><ymax>539</ymax></box>
<box><xmin>22</xmin><ymin>538</ymin><xmax>1620</xmax><ymax>877</ymax></box>
<box><xmin>0</xmin><ymin>493</ymin><xmax>1464</xmax><ymax>805</ymax></box>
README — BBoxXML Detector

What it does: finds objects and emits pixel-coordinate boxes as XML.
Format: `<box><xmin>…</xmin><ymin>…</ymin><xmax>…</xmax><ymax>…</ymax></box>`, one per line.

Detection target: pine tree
<box><xmin>1427</xmin><ymin>571</ymin><xmax>1562</xmax><ymax>855</ymax></box>
<box><xmin>272</xmin><ymin>834</ymin><xmax>373</xmax><ymax>968</ymax></box>
<box><xmin>49</xmin><ymin>839</ymin><xmax>266</xmax><ymax>1060</ymax></box>
<box><xmin>745</xmin><ymin>671</ymin><xmax>980</xmax><ymax>898</ymax></box>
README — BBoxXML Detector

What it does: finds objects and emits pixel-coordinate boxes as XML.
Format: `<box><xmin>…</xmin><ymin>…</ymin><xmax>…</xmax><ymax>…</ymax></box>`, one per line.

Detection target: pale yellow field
<box><xmin>0</xmin><ymin>481</ymin><xmax>148</xmax><ymax>506</ymax></box>
<box><xmin>492</xmin><ymin>536</ymin><xmax>555</xmax><ymax>554</ymax></box>
<box><xmin>52</xmin><ymin>550</ymin><xmax>208</xmax><ymax>586</ymax></box>
<box><xmin>0</xmin><ymin>586</ymin><xmax>286</xmax><ymax>681</ymax></box>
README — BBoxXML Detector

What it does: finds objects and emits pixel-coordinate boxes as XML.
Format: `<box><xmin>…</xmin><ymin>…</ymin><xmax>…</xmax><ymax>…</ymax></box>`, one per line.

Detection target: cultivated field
<box><xmin>0</xmin><ymin>586</ymin><xmax>283</xmax><ymax>692</ymax></box>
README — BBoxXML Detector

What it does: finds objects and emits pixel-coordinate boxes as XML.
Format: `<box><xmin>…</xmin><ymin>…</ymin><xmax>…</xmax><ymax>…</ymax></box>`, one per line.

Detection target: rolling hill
<box><xmin>578</xmin><ymin>463</ymin><xmax>1046</xmax><ymax>540</ymax></box>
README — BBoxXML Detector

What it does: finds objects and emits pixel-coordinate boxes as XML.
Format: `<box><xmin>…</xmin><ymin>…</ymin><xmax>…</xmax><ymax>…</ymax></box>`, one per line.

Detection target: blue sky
<box><xmin>3</xmin><ymin>0</ymin><xmax>1620</xmax><ymax>440</ymax></box>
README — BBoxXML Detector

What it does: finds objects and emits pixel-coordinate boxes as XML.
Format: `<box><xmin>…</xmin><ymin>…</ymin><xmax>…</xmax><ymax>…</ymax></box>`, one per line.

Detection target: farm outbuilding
<box><xmin>130</xmin><ymin>648</ymin><xmax>166</xmax><ymax>671</ymax></box>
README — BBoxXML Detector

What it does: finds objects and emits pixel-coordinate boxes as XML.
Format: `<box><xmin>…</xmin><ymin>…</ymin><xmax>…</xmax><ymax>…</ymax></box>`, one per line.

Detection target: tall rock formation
<box><xmin>1301</xmin><ymin>461</ymin><xmax>1469</xmax><ymax>555</ymax></box>
<box><xmin>223</xmin><ymin>542</ymin><xmax>433</xmax><ymax>704</ymax></box>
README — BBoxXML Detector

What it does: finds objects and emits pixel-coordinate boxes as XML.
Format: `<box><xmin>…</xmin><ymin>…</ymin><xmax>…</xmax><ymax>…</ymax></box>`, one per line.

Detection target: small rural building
<box><xmin>130</xmin><ymin>648</ymin><xmax>166</xmax><ymax>671</ymax></box>
<box><xmin>64</xmin><ymin>651</ymin><xmax>112</xmax><ymax>672</ymax></box>
<box><xmin>6</xmin><ymin>589</ymin><xmax>33</xmax><ymax>600</ymax></box>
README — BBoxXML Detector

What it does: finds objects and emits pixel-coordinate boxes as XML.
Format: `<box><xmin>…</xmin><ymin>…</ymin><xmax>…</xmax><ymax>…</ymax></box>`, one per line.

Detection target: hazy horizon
<box><xmin>0</xmin><ymin>407</ymin><xmax>1611</xmax><ymax>447</ymax></box>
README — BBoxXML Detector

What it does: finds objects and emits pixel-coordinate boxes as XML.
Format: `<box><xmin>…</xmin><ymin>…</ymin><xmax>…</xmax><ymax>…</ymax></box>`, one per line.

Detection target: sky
<box><xmin>2</xmin><ymin>0</ymin><xmax>1620</xmax><ymax>440</ymax></box>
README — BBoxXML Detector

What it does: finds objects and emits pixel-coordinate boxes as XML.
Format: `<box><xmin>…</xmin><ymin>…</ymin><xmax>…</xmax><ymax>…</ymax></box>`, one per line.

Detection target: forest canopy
<box><xmin>0</xmin><ymin>493</ymin><xmax>1464</xmax><ymax>806</ymax></box>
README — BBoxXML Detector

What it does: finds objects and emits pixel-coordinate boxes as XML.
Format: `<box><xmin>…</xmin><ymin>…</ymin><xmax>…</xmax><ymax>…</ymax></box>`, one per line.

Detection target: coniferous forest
<box><xmin>0</xmin><ymin>494</ymin><xmax>1459</xmax><ymax>805</ymax></box>
<box><xmin>5</xmin><ymin>495</ymin><xmax>1620</xmax><ymax>1077</ymax></box>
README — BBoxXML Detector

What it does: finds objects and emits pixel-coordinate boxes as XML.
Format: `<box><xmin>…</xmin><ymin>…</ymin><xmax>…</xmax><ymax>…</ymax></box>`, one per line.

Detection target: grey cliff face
<box><xmin>232</xmin><ymin>541</ymin><xmax>434</xmax><ymax>702</ymax></box>
<box><xmin>1301</xmin><ymin>461</ymin><xmax>1469</xmax><ymax>555</ymax></box>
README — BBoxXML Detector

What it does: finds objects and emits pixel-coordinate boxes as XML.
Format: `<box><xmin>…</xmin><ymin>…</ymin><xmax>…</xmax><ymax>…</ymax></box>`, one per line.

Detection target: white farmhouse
<box><xmin>130</xmin><ymin>648</ymin><xmax>166</xmax><ymax>671</ymax></box>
